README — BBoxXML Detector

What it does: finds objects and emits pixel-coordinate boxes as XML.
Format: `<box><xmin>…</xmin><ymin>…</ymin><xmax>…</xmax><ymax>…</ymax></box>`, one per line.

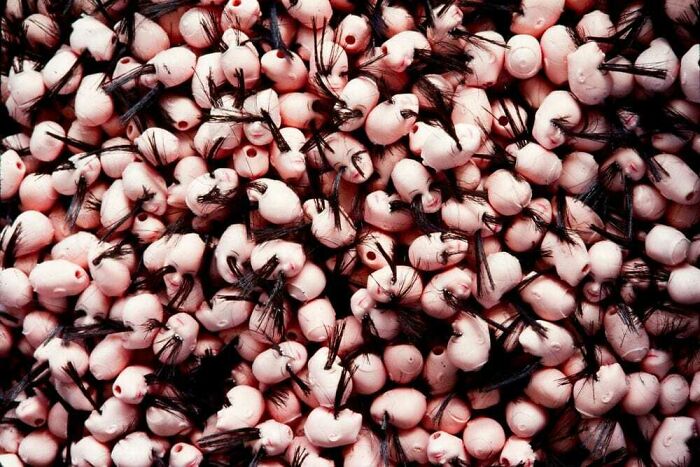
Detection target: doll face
<box><xmin>391</xmin><ymin>159</ymin><xmax>442</xmax><ymax>213</ymax></box>
<box><xmin>251</xmin><ymin>240</ymin><xmax>306</xmax><ymax>278</ymax></box>
<box><xmin>367</xmin><ymin>265</ymin><xmax>423</xmax><ymax>304</ymax></box>
<box><xmin>408</xmin><ymin>233</ymin><xmax>469</xmax><ymax>271</ymax></box>
<box><xmin>532</xmin><ymin>90</ymin><xmax>582</xmax><ymax>149</ymax></box>
<box><xmin>309</xmin><ymin>40</ymin><xmax>349</xmax><ymax>96</ymax></box>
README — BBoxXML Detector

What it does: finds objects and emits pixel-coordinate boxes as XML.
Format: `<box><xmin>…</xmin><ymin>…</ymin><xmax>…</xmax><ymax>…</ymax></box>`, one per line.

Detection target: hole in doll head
<box><xmin>16</xmin><ymin>161</ymin><xmax>23</xmax><ymax>170</ymax></box>
<box><xmin>246</xmin><ymin>147</ymin><xmax>257</xmax><ymax>157</ymax></box>
<box><xmin>173</xmin><ymin>444</ymin><xmax>183</xmax><ymax>453</ymax></box>
<box><xmin>74</xmin><ymin>270</ymin><xmax>82</xmax><ymax>278</ymax></box>
<box><xmin>177</xmin><ymin>121</ymin><xmax>188</xmax><ymax>129</ymax></box>
<box><xmin>137</xmin><ymin>213</ymin><xmax>148</xmax><ymax>222</ymax></box>
<box><xmin>276</xmin><ymin>50</ymin><xmax>286</xmax><ymax>59</ymax></box>
<box><xmin>432</xmin><ymin>346</ymin><xmax>445</xmax><ymax>355</ymax></box>
<box><xmin>432</xmin><ymin>432</ymin><xmax>442</xmax><ymax>439</ymax></box>
<box><xmin>114</xmin><ymin>385</ymin><xmax>122</xmax><ymax>394</ymax></box>
<box><xmin>345</xmin><ymin>35</ymin><xmax>356</xmax><ymax>45</ymax></box>
<box><xmin>120</xmin><ymin>58</ymin><xmax>131</xmax><ymax>65</ymax></box>
<box><xmin>366</xmin><ymin>251</ymin><xmax>377</xmax><ymax>261</ymax></box>
<box><xmin>411</xmin><ymin>124</ymin><xmax>419</xmax><ymax>133</ymax></box>
<box><xmin>232</xmin><ymin>0</ymin><xmax>241</xmax><ymax>6</ymax></box>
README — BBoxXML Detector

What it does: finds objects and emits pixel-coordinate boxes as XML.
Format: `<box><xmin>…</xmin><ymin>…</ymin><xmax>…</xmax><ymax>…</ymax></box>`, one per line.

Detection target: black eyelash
<box><xmin>102</xmin><ymin>63</ymin><xmax>156</xmax><ymax>94</ymax></box>
<box><xmin>260</xmin><ymin>109</ymin><xmax>290</xmax><ymax>152</ymax></box>
<box><xmin>251</xmin><ymin>222</ymin><xmax>309</xmax><ymax>243</ymax></box>
<box><xmin>99</xmin><ymin>189</ymin><xmax>156</xmax><ymax>242</ymax></box>
<box><xmin>265</xmin><ymin>384</ymin><xmax>290</xmax><ymax>408</ymax></box>
<box><xmin>473</xmin><ymin>229</ymin><xmax>494</xmax><ymax>298</ymax></box>
<box><xmin>197</xmin><ymin>427</ymin><xmax>261</xmax><ymax>454</ymax></box>
<box><xmin>599</xmin><ymin>60</ymin><xmax>667</xmax><ymax>79</ymax></box>
<box><xmin>61</xmin><ymin>361</ymin><xmax>101</xmax><ymax>412</ymax></box>
<box><xmin>286</xmin><ymin>363</ymin><xmax>311</xmax><ymax>395</ymax></box>
<box><xmin>325</xmin><ymin>320</ymin><xmax>346</xmax><ymax>370</ymax></box>
<box><xmin>333</xmin><ymin>363</ymin><xmax>355</xmax><ymax>418</ymax></box>
<box><xmin>255</xmin><ymin>274</ymin><xmax>288</xmax><ymax>339</ymax></box>
<box><xmin>166</xmin><ymin>273</ymin><xmax>195</xmax><ymax>311</ymax></box>
<box><xmin>60</xmin><ymin>319</ymin><xmax>131</xmax><ymax>341</ymax></box>
<box><xmin>1</xmin><ymin>222</ymin><xmax>22</xmax><ymax>269</ymax></box>
<box><xmin>448</xmin><ymin>27</ymin><xmax>508</xmax><ymax>49</ymax></box>
<box><xmin>310</xmin><ymin>19</ymin><xmax>346</xmax><ymax>99</ymax></box>
<box><xmin>0</xmin><ymin>360</ymin><xmax>50</xmax><ymax>419</ymax></box>
<box><xmin>236</xmin><ymin>254</ymin><xmax>279</xmax><ymax>297</ymax></box>
<box><xmin>267</xmin><ymin>0</ymin><xmax>291</xmax><ymax>56</ymax></box>
<box><xmin>328</xmin><ymin>168</ymin><xmax>345</xmax><ymax>230</ymax></box>
<box><xmin>290</xmin><ymin>446</ymin><xmax>310</xmax><ymax>467</ymax></box>
<box><xmin>414</xmin><ymin>76</ymin><xmax>464</xmax><ymax>149</ymax></box>
<box><xmin>65</xmin><ymin>176</ymin><xmax>89</xmax><ymax>229</ymax></box>
<box><xmin>45</xmin><ymin>131</ymin><xmax>99</xmax><ymax>153</ymax></box>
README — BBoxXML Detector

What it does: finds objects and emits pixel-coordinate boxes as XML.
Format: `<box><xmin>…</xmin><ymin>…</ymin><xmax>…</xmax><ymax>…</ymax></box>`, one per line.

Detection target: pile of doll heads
<box><xmin>1</xmin><ymin>0</ymin><xmax>700</xmax><ymax>466</ymax></box>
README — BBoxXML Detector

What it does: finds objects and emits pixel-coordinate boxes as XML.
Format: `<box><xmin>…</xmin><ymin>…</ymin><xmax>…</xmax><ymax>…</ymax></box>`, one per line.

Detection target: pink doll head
<box><xmin>423</xmin><ymin>395</ymin><xmax>470</xmax><ymax>434</ymax></box>
<box><xmin>391</xmin><ymin>158</ymin><xmax>442</xmax><ymax>214</ymax></box>
<box><xmin>621</xmin><ymin>372</ymin><xmax>660</xmax><ymax>416</ymax></box>
<box><xmin>573</xmin><ymin>363</ymin><xmax>630</xmax><ymax>417</ymax></box>
<box><xmin>532</xmin><ymin>90</ymin><xmax>582</xmax><ymax>149</ymax></box>
<box><xmin>524</xmin><ymin>368</ymin><xmax>572</xmax><ymax>409</ymax></box>
<box><xmin>303</xmin><ymin>199</ymin><xmax>356</xmax><ymax>249</ymax></box>
<box><xmin>366</xmin><ymin>264</ymin><xmax>423</xmax><ymax>305</ymax></box>
<box><xmin>371</xmin><ymin>387</ymin><xmax>427</xmax><ymax>430</ymax></box>
<box><xmin>308</xmin><ymin>39</ymin><xmax>349</xmax><ymax>96</ymax></box>
<box><xmin>84</xmin><ymin>397</ymin><xmax>139</xmax><ymax>442</ymax></box>
<box><xmin>111</xmin><ymin>431</ymin><xmax>163</xmax><ymax>467</ymax></box>
<box><xmin>634</xmin><ymin>38</ymin><xmax>679</xmax><ymax>93</ymax></box>
<box><xmin>461</xmin><ymin>31</ymin><xmax>506</xmax><ymax>88</ymax></box>
<box><xmin>650</xmin><ymin>416</ymin><xmax>696</xmax><ymax>467</ymax></box>
<box><xmin>426</xmin><ymin>431</ymin><xmax>468</xmax><ymax>466</ymax></box>
<box><xmin>70</xmin><ymin>15</ymin><xmax>117</xmax><ymax>61</ymax></box>
<box><xmin>247</xmin><ymin>178</ymin><xmax>304</xmax><ymax>225</ymax></box>
<box><xmin>519</xmin><ymin>320</ymin><xmax>575</xmax><ymax>366</ymax></box>
<box><xmin>510</xmin><ymin>0</ymin><xmax>565</xmax><ymax>37</ymax></box>
<box><xmin>242</xmin><ymin>89</ymin><xmax>281</xmax><ymax>146</ymax></box>
<box><xmin>252</xmin><ymin>340</ymin><xmax>307</xmax><ymax>386</ymax></box>
<box><xmin>350</xmin><ymin>352</ymin><xmax>387</xmax><ymax>395</ymax></box>
<box><xmin>680</xmin><ymin>45</ymin><xmax>700</xmax><ymax>103</ymax></box>
<box><xmin>408</xmin><ymin>232</ymin><xmax>469</xmax><ymax>272</ymax></box>
<box><xmin>322</xmin><ymin>132</ymin><xmax>374</xmax><ymax>184</ymax></box>
<box><xmin>463</xmin><ymin>417</ymin><xmax>506</xmax><ymax>461</ymax></box>
<box><xmin>447</xmin><ymin>312</ymin><xmax>490</xmax><ymax>372</ymax></box>
<box><xmin>303</xmin><ymin>407</ymin><xmax>363</xmax><ymax>448</ymax></box>
<box><xmin>420</xmin><ymin>266</ymin><xmax>473</xmax><ymax>319</ymax></box>
<box><xmin>70</xmin><ymin>436</ymin><xmax>111</xmax><ymax>467</ymax></box>
<box><xmin>505</xmin><ymin>34</ymin><xmax>542</xmax><ymax>79</ymax></box>
<box><xmin>365</xmin><ymin>94</ymin><xmax>419</xmax><ymax>146</ymax></box>
<box><xmin>18</xmin><ymin>430</ymin><xmax>60</xmax><ymax>466</ymax></box>
<box><xmin>152</xmin><ymin>313</ymin><xmax>200</xmax><ymax>365</ymax></box>
<box><xmin>169</xmin><ymin>443</ymin><xmax>203</xmax><ymax>467</ymax></box>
